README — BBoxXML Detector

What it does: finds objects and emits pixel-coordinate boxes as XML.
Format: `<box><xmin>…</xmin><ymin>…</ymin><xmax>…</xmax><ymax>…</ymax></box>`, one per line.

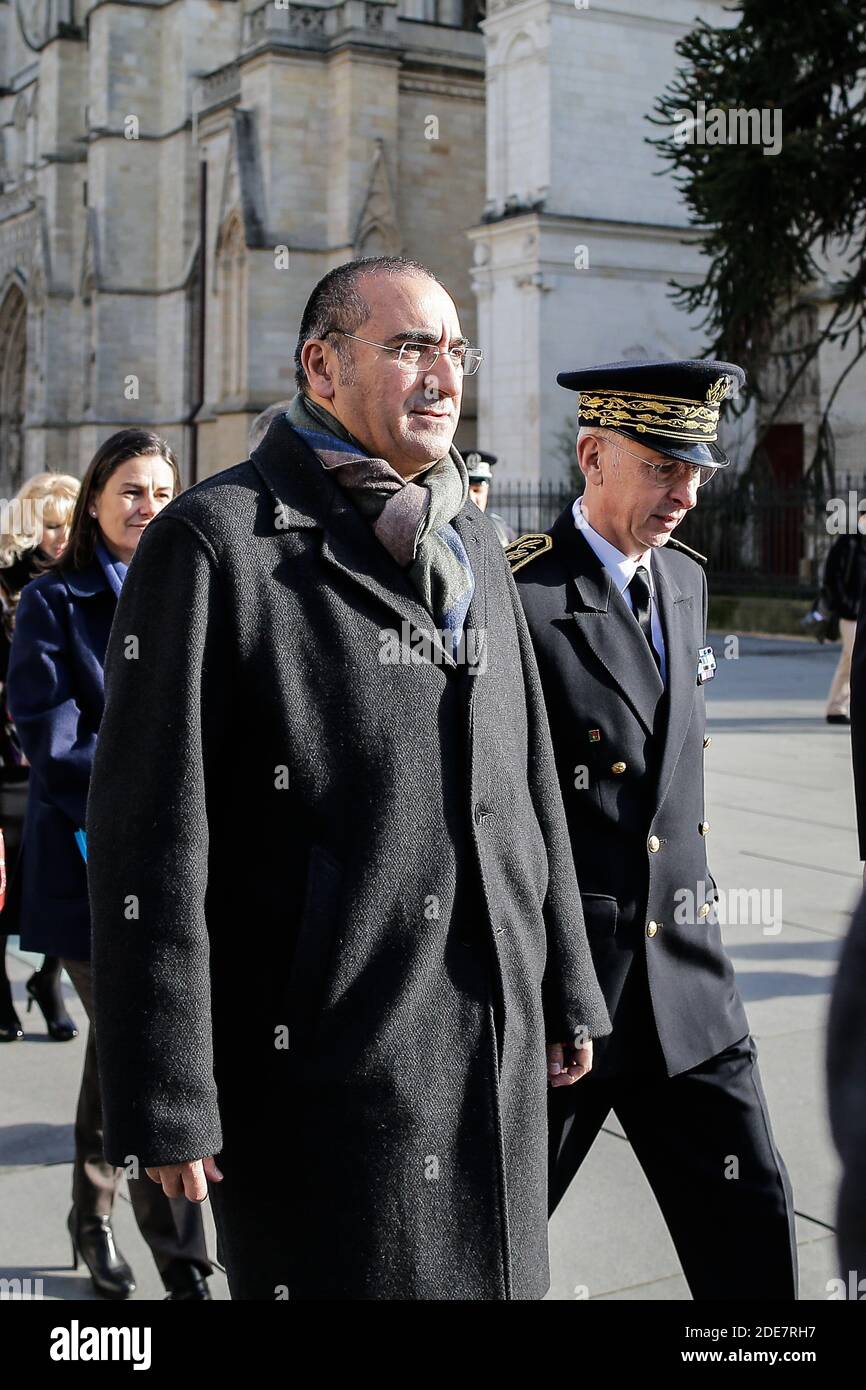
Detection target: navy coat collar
<box><xmin>60</xmin><ymin>559</ymin><xmax>111</xmax><ymax>600</ymax></box>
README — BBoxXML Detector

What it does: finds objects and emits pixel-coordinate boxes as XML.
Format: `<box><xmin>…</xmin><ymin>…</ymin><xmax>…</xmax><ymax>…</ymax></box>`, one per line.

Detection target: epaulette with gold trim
<box><xmin>506</xmin><ymin>533</ymin><xmax>553</xmax><ymax>574</ymax></box>
<box><xmin>666</xmin><ymin>536</ymin><xmax>708</xmax><ymax>565</ymax></box>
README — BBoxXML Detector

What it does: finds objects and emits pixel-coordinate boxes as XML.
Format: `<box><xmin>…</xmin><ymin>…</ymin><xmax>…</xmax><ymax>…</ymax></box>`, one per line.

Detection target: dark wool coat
<box><xmin>6</xmin><ymin>561</ymin><xmax>116</xmax><ymax>959</ymax></box>
<box><xmin>821</xmin><ymin>534</ymin><xmax>866</xmax><ymax>623</ymax></box>
<box><xmin>87</xmin><ymin>416</ymin><xmax>610</xmax><ymax>1302</ymax></box>
<box><xmin>852</xmin><ymin>609</ymin><xmax>866</xmax><ymax>855</ymax></box>
<box><xmin>828</xmin><ymin>887</ymin><xmax>866</xmax><ymax>1285</ymax></box>
<box><xmin>513</xmin><ymin>507</ymin><xmax>749</xmax><ymax>1079</ymax></box>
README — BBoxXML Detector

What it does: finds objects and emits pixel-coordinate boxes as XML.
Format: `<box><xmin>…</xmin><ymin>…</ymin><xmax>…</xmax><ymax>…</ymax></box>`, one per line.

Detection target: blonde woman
<box><xmin>0</xmin><ymin>472</ymin><xmax>80</xmax><ymax>1043</ymax></box>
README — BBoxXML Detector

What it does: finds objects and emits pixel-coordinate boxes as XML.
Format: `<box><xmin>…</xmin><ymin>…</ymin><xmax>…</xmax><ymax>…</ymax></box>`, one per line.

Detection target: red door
<box><xmin>761</xmin><ymin>423</ymin><xmax>804</xmax><ymax>579</ymax></box>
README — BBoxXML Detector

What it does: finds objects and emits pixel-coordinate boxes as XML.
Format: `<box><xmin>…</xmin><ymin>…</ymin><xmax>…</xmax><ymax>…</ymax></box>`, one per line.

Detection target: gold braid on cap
<box><xmin>577</xmin><ymin>379</ymin><xmax>733</xmax><ymax>443</ymax></box>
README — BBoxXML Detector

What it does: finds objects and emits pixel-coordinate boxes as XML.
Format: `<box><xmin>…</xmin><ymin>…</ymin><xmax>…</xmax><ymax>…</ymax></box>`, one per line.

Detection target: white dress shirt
<box><xmin>572</xmin><ymin>497</ymin><xmax>667</xmax><ymax>682</ymax></box>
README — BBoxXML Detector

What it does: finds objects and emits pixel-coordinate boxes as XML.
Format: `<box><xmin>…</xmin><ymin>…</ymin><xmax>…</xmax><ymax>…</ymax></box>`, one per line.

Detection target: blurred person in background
<box><xmin>822</xmin><ymin>531</ymin><xmax>866</xmax><ymax>726</ymax></box>
<box><xmin>6</xmin><ymin>430</ymin><xmax>213</xmax><ymax>1302</ymax></box>
<box><xmin>0</xmin><ymin>472</ymin><xmax>80</xmax><ymax>1042</ymax></box>
<box><xmin>466</xmin><ymin>450</ymin><xmax>516</xmax><ymax>546</ymax></box>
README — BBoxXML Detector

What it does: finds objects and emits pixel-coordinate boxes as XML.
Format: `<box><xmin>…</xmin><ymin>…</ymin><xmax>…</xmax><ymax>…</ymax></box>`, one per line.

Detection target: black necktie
<box><xmin>628</xmin><ymin>565</ymin><xmax>661</xmax><ymax>674</ymax></box>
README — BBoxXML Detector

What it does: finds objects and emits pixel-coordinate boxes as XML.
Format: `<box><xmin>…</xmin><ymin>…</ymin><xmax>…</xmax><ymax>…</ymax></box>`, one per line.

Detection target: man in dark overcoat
<box><xmin>827</xmin><ymin>887</ymin><xmax>866</xmax><ymax>1294</ymax></box>
<box><xmin>87</xmin><ymin>257</ymin><xmax>609</xmax><ymax>1301</ymax></box>
<box><xmin>509</xmin><ymin>360</ymin><xmax>798</xmax><ymax>1300</ymax></box>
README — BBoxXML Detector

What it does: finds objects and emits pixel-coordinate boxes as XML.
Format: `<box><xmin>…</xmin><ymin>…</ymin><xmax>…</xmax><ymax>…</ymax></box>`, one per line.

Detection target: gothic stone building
<box><xmin>1</xmin><ymin>0</ymin><xmax>864</xmax><ymax>491</ymax></box>
<box><xmin>0</xmin><ymin>0</ymin><xmax>486</xmax><ymax>491</ymax></box>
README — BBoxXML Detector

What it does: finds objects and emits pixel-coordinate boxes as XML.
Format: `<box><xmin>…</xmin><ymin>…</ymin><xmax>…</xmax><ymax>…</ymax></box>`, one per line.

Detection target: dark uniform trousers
<box><xmin>548</xmin><ymin>1031</ymin><xmax>798</xmax><ymax>1300</ymax></box>
<box><xmin>62</xmin><ymin>959</ymin><xmax>211</xmax><ymax>1281</ymax></box>
<box><xmin>512</xmin><ymin>511</ymin><xmax>798</xmax><ymax>1301</ymax></box>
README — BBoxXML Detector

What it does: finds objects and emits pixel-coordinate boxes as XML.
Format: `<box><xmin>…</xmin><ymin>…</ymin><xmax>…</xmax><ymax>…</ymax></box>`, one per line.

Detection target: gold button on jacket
<box><xmin>648</xmin><ymin>835</ymin><xmax>660</xmax><ymax>853</ymax></box>
<box><xmin>703</xmin><ymin>735</ymin><xmax>712</xmax><ymax>749</ymax></box>
<box><xmin>646</xmin><ymin>921</ymin><xmax>659</xmax><ymax>938</ymax></box>
<box><xmin>698</xmin><ymin>902</ymin><xmax>711</xmax><ymax>919</ymax></box>
<box><xmin>699</xmin><ymin>821</ymin><xmax>710</xmax><ymax>835</ymax></box>
<box><xmin>611</xmin><ymin>761</ymin><xmax>627</xmax><ymax>775</ymax></box>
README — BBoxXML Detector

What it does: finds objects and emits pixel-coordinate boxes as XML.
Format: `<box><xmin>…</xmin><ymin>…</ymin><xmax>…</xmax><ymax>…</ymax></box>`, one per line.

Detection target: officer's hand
<box><xmin>145</xmin><ymin>1155</ymin><xmax>223</xmax><ymax>1202</ymax></box>
<box><xmin>547</xmin><ymin>1039</ymin><xmax>593</xmax><ymax>1087</ymax></box>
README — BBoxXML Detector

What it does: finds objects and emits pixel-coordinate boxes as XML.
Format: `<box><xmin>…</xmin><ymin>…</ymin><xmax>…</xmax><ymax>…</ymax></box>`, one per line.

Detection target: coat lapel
<box><xmin>251</xmin><ymin>417</ymin><xmax>458</xmax><ymax>669</ymax></box>
<box><xmin>553</xmin><ymin>509</ymin><xmax>663</xmax><ymax>736</ymax></box>
<box><xmin>452</xmin><ymin>503</ymin><xmax>488</xmax><ymax>673</ymax></box>
<box><xmin>652</xmin><ymin>550</ymin><xmax>695</xmax><ymax>813</ymax></box>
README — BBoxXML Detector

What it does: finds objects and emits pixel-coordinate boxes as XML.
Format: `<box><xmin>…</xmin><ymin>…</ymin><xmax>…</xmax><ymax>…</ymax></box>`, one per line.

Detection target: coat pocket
<box><xmin>583</xmin><ymin>895</ymin><xmax>617</xmax><ymax>928</ymax></box>
<box><xmin>288</xmin><ymin>845</ymin><xmax>344</xmax><ymax>1047</ymax></box>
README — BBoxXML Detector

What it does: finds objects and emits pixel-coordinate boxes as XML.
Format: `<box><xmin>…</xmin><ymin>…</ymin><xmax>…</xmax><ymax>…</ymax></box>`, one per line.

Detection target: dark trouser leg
<box><xmin>124</xmin><ymin>1177</ymin><xmax>211</xmax><ymax>1279</ymax></box>
<box><xmin>614</xmin><ymin>1034</ymin><xmax>798</xmax><ymax>1300</ymax></box>
<box><xmin>62</xmin><ymin>961</ymin><xmax>121</xmax><ymax>1219</ymax></box>
<box><xmin>62</xmin><ymin>959</ymin><xmax>212</xmax><ymax>1279</ymax></box>
<box><xmin>547</xmin><ymin>1073</ymin><xmax>616</xmax><ymax>1216</ymax></box>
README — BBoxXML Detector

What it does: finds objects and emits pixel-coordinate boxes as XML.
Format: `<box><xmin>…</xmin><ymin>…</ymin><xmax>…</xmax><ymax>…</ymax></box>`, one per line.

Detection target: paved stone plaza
<box><xmin>0</xmin><ymin>633</ymin><xmax>855</xmax><ymax>1301</ymax></box>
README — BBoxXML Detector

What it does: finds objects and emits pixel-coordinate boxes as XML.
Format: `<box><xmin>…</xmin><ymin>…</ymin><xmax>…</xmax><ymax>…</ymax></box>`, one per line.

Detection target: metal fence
<box><xmin>490</xmin><ymin>473</ymin><xmax>866</xmax><ymax>596</ymax></box>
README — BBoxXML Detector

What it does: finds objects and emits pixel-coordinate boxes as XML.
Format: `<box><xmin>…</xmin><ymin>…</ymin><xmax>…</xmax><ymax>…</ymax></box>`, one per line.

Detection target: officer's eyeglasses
<box><xmin>610</xmin><ymin>441</ymin><xmax>716</xmax><ymax>489</ymax></box>
<box><xmin>330</xmin><ymin>331</ymin><xmax>484</xmax><ymax>376</ymax></box>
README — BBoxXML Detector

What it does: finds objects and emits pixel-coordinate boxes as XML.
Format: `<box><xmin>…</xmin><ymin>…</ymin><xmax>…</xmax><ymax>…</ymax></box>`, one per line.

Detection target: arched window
<box><xmin>27</xmin><ymin>272</ymin><xmax>46</xmax><ymax>420</ymax></box>
<box><xmin>216</xmin><ymin>213</ymin><xmax>247</xmax><ymax>401</ymax></box>
<box><xmin>9</xmin><ymin>95</ymin><xmax>29</xmax><ymax>186</ymax></box>
<box><xmin>81</xmin><ymin>273</ymin><xmax>96</xmax><ymax>416</ymax></box>
<box><xmin>0</xmin><ymin>284</ymin><xmax>28</xmax><ymax>494</ymax></box>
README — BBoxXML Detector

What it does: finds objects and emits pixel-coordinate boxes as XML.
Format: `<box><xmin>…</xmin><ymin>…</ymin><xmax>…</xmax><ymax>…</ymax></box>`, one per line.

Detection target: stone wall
<box><xmin>0</xmin><ymin>0</ymin><xmax>485</xmax><ymax>484</ymax></box>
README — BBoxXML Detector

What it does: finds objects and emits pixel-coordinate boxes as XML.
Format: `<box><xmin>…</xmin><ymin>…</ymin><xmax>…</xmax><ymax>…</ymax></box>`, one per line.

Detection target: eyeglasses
<box><xmin>609</xmin><ymin>440</ymin><xmax>717</xmax><ymax>488</ymax></box>
<box><xmin>330</xmin><ymin>331</ymin><xmax>484</xmax><ymax>376</ymax></box>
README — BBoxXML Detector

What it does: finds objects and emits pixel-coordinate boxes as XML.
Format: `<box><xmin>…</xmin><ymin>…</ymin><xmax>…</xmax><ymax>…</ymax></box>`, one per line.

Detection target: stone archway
<box><xmin>0</xmin><ymin>284</ymin><xmax>27</xmax><ymax>495</ymax></box>
<box><xmin>215</xmin><ymin>211</ymin><xmax>246</xmax><ymax>401</ymax></box>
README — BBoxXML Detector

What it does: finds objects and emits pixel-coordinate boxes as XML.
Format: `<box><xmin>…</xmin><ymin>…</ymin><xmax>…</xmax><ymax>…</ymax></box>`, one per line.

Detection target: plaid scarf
<box><xmin>287</xmin><ymin>394</ymin><xmax>475</xmax><ymax>657</ymax></box>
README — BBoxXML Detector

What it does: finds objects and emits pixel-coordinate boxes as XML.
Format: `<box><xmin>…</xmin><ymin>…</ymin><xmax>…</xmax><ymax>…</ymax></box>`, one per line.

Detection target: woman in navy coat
<box><xmin>7</xmin><ymin>429</ymin><xmax>213</xmax><ymax>1302</ymax></box>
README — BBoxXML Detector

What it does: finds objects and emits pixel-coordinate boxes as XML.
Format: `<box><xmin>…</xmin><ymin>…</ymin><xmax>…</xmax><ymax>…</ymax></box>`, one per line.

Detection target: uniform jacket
<box><xmin>6</xmin><ymin>560</ymin><xmax>116</xmax><ymax>960</ymax></box>
<box><xmin>86</xmin><ymin>415</ymin><xmax>610</xmax><ymax>1301</ymax></box>
<box><xmin>512</xmin><ymin>505</ymin><xmax>749</xmax><ymax>1078</ymax></box>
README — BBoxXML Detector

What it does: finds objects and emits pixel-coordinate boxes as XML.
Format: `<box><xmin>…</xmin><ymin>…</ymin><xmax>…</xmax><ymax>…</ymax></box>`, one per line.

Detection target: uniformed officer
<box><xmin>508</xmin><ymin>359</ymin><xmax>797</xmax><ymax>1300</ymax></box>
<box><xmin>466</xmin><ymin>450</ymin><xmax>516</xmax><ymax>546</ymax></box>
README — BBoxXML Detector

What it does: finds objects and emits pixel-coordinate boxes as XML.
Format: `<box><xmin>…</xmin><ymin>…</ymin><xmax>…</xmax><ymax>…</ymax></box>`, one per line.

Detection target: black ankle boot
<box><xmin>26</xmin><ymin>968</ymin><xmax>78</xmax><ymax>1041</ymax></box>
<box><xmin>0</xmin><ymin>970</ymin><xmax>23</xmax><ymax>1042</ymax></box>
<box><xmin>68</xmin><ymin>1207</ymin><xmax>136</xmax><ymax>1299</ymax></box>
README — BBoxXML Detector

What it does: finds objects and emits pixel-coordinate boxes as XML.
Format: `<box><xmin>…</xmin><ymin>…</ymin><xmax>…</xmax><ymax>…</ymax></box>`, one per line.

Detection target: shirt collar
<box><xmin>572</xmin><ymin>497</ymin><xmax>654</xmax><ymax>596</ymax></box>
